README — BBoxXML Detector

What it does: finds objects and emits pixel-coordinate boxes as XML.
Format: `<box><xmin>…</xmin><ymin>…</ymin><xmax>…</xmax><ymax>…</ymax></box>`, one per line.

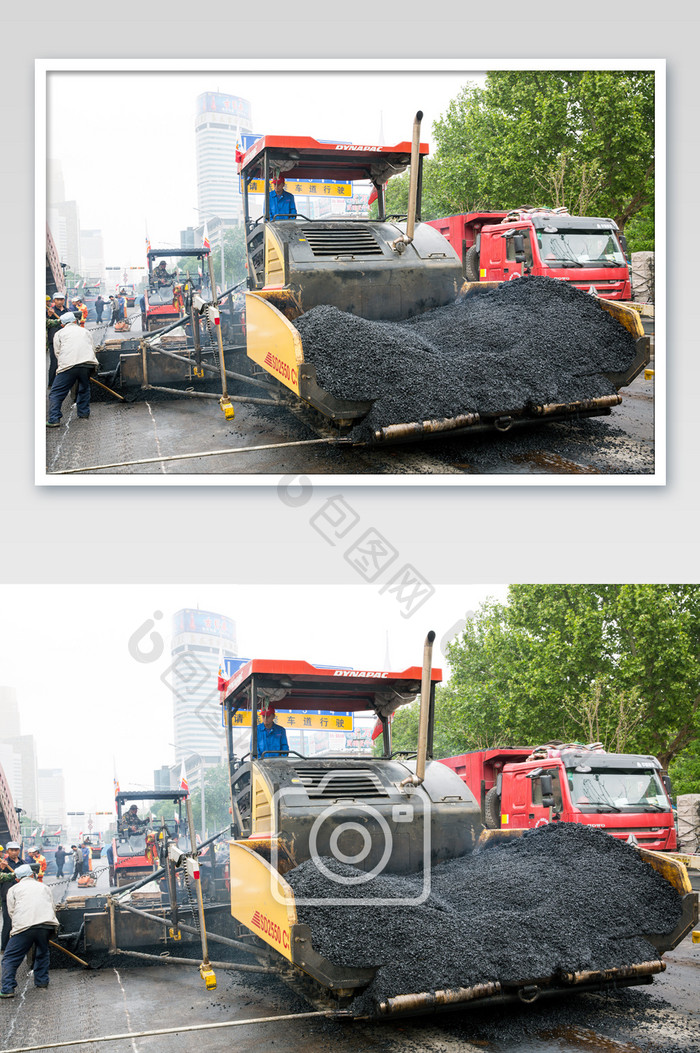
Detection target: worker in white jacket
<box><xmin>0</xmin><ymin>865</ymin><xmax>59</xmax><ymax>997</ymax></box>
<box><xmin>47</xmin><ymin>312</ymin><xmax>99</xmax><ymax>427</ymax></box>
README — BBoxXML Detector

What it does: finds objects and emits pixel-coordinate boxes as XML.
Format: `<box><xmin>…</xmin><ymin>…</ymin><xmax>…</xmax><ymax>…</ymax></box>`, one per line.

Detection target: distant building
<box><xmin>168</xmin><ymin>608</ymin><xmax>237</xmax><ymax>765</ymax></box>
<box><xmin>195</xmin><ymin>92</ymin><xmax>253</xmax><ymax>226</ymax></box>
<box><xmin>80</xmin><ymin>229</ymin><xmax>106</xmax><ymax>287</ymax></box>
<box><xmin>0</xmin><ymin>687</ymin><xmax>21</xmax><ymax>738</ymax></box>
<box><xmin>180</xmin><ymin>227</ymin><xmax>197</xmax><ymax>250</ymax></box>
<box><xmin>0</xmin><ymin>687</ymin><xmax>39</xmax><ymax>820</ymax></box>
<box><xmin>154</xmin><ymin>765</ymin><xmax>176</xmax><ymax>792</ymax></box>
<box><xmin>1</xmin><ymin>736</ymin><xmax>39</xmax><ymax>821</ymax></box>
<box><xmin>37</xmin><ymin>769</ymin><xmax>67</xmax><ymax>831</ymax></box>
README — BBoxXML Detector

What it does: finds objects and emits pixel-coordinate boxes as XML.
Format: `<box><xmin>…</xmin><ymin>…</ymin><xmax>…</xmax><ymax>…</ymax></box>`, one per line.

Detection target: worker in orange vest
<box><xmin>72</xmin><ymin>298</ymin><xmax>88</xmax><ymax>327</ymax></box>
<box><xmin>27</xmin><ymin>849</ymin><xmax>47</xmax><ymax>882</ymax></box>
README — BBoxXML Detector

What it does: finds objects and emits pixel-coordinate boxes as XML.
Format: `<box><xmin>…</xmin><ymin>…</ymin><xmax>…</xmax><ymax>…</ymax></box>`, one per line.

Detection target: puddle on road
<box><xmin>522</xmin><ymin>1026</ymin><xmax>644</xmax><ymax>1052</ymax></box>
<box><xmin>511</xmin><ymin>451</ymin><xmax>601</xmax><ymax>474</ymax></box>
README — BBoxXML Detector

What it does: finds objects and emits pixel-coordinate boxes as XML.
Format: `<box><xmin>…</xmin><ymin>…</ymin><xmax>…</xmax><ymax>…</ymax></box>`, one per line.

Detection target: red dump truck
<box><xmin>440</xmin><ymin>742</ymin><xmax>677</xmax><ymax>851</ymax></box>
<box><xmin>426</xmin><ymin>208</ymin><xmax>632</xmax><ymax>300</ymax></box>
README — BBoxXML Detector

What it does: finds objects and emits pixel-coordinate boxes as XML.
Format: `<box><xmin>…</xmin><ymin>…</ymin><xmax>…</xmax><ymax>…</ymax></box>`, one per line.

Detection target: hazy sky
<box><xmin>0</xmin><ymin>582</ymin><xmax>507</xmax><ymax>815</ymax></box>
<box><xmin>44</xmin><ymin>65</ymin><xmax>482</xmax><ymax>268</ymax></box>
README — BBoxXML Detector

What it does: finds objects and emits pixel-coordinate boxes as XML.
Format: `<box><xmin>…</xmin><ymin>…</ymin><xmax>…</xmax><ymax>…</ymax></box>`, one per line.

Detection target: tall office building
<box><xmin>37</xmin><ymin>769</ymin><xmax>67</xmax><ymax>831</ymax></box>
<box><xmin>80</xmin><ymin>229</ymin><xmax>105</xmax><ymax>285</ymax></box>
<box><xmin>195</xmin><ymin>92</ymin><xmax>253</xmax><ymax>226</ymax></box>
<box><xmin>0</xmin><ymin>686</ymin><xmax>39</xmax><ymax>820</ymax></box>
<box><xmin>169</xmin><ymin>608</ymin><xmax>237</xmax><ymax>765</ymax></box>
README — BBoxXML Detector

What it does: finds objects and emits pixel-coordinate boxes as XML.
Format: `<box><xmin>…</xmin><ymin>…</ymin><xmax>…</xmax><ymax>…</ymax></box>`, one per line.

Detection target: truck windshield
<box><xmin>566</xmin><ymin>767</ymin><xmax>670</xmax><ymax>812</ymax></box>
<box><xmin>537</xmin><ymin>231</ymin><xmax>626</xmax><ymax>268</ymax></box>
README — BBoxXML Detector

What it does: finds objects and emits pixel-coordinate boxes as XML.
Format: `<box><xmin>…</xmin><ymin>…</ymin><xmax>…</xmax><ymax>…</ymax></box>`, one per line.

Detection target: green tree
<box><xmin>188</xmin><ymin>764</ymin><xmax>232</xmax><ymax>837</ymax></box>
<box><xmin>408</xmin><ymin>586</ymin><xmax>700</xmax><ymax>770</ymax></box>
<box><xmin>424</xmin><ymin>71</ymin><xmax>654</xmax><ymax>234</ymax></box>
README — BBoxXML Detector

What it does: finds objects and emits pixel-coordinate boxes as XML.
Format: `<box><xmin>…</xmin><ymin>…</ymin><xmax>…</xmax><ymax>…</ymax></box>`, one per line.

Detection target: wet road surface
<box><xmin>44</xmin><ymin>367</ymin><xmax>654</xmax><ymax>479</ymax></box>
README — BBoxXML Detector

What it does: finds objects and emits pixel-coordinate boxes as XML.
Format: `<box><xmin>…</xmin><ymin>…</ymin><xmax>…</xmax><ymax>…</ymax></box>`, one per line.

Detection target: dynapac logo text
<box><xmin>334</xmin><ymin>144</ymin><xmax>383</xmax><ymax>152</ymax></box>
<box><xmin>333</xmin><ymin>669</ymin><xmax>389</xmax><ymax>678</ymax></box>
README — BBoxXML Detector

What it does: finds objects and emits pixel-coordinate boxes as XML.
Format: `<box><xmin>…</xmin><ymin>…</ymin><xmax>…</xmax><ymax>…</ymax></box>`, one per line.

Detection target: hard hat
<box><xmin>54</xmin><ymin>292</ymin><xmax>65</xmax><ymax>299</ymax></box>
<box><xmin>45</xmin><ymin>295</ymin><xmax>51</xmax><ymax>301</ymax></box>
<box><xmin>260</xmin><ymin>706</ymin><xmax>276</xmax><ymax>716</ymax></box>
<box><xmin>5</xmin><ymin>842</ymin><xmax>21</xmax><ymax>850</ymax></box>
<box><xmin>60</xmin><ymin>312</ymin><xmax>76</xmax><ymax>326</ymax></box>
<box><xmin>14</xmin><ymin>865</ymin><xmax>34</xmax><ymax>880</ymax></box>
<box><xmin>273</xmin><ymin>176</ymin><xmax>285</xmax><ymax>186</ymax></box>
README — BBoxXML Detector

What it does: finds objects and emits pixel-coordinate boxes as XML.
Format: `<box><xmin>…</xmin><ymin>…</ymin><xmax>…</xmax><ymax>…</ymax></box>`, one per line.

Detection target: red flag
<box><xmin>180</xmin><ymin>762</ymin><xmax>189</xmax><ymax>796</ymax></box>
<box><xmin>202</xmin><ymin>223</ymin><xmax>211</xmax><ymax>253</ymax></box>
<box><xmin>235</xmin><ymin>141</ymin><xmax>243</xmax><ymax>164</ymax></box>
<box><xmin>217</xmin><ymin>652</ymin><xmax>227</xmax><ymax>693</ymax></box>
<box><xmin>371</xmin><ymin>717</ymin><xmax>383</xmax><ymax>740</ymax></box>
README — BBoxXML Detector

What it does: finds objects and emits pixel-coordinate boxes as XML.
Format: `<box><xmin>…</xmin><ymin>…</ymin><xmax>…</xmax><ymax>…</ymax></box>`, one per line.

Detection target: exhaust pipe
<box><xmin>391</xmin><ymin>111</ymin><xmax>423</xmax><ymax>254</ymax></box>
<box><xmin>400</xmin><ymin>629</ymin><xmax>435</xmax><ymax>787</ymax></box>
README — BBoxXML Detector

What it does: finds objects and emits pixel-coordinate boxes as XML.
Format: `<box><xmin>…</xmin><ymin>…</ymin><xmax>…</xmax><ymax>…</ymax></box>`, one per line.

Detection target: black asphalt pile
<box><xmin>294</xmin><ymin>277</ymin><xmax>638</xmax><ymax>439</ymax></box>
<box><xmin>285</xmin><ymin>823</ymin><xmax>682</xmax><ymax>1015</ymax></box>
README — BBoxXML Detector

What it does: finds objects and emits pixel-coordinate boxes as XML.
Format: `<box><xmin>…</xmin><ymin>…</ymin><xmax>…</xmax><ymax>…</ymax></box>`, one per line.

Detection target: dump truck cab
<box><xmin>427</xmin><ymin>208</ymin><xmax>632</xmax><ymax>299</ymax></box>
<box><xmin>441</xmin><ymin>744</ymin><xmax>677</xmax><ymax>850</ymax></box>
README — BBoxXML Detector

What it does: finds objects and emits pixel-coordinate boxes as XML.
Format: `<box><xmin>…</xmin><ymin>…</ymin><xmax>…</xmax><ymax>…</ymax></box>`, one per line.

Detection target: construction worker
<box><xmin>152</xmin><ymin>260</ymin><xmax>174</xmax><ymax>287</ymax></box>
<box><xmin>47</xmin><ymin>312</ymin><xmax>99</xmax><ymax>426</ymax></box>
<box><xmin>72</xmin><ymin>297</ymin><xmax>88</xmax><ymax>326</ymax></box>
<box><xmin>27</xmin><ymin>849</ymin><xmax>47</xmax><ymax>882</ymax></box>
<box><xmin>1</xmin><ymin>865</ymin><xmax>59</xmax><ymax>996</ymax></box>
<box><xmin>119</xmin><ymin>805</ymin><xmax>149</xmax><ymax>836</ymax></box>
<box><xmin>46</xmin><ymin>292</ymin><xmax>66</xmax><ymax>386</ymax></box>
<box><xmin>254</xmin><ymin>707</ymin><xmax>289</xmax><ymax>757</ymax></box>
<box><xmin>0</xmin><ymin>843</ymin><xmax>29</xmax><ymax>953</ymax></box>
<box><xmin>269</xmin><ymin>176</ymin><xmax>297</xmax><ymax>220</ymax></box>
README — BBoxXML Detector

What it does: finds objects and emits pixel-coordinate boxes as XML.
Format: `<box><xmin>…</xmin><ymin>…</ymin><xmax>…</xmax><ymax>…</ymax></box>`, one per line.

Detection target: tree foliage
<box><xmin>385</xmin><ymin>71</ymin><xmax>655</xmax><ymax>247</ymax></box>
<box><xmin>391</xmin><ymin>586</ymin><xmax>700</xmax><ymax>777</ymax></box>
<box><xmin>188</xmin><ymin>763</ymin><xmax>232</xmax><ymax>837</ymax></box>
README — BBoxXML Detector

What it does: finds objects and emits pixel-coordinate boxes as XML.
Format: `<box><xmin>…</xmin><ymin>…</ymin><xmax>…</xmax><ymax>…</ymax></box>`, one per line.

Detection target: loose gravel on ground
<box><xmin>285</xmin><ymin>823</ymin><xmax>682</xmax><ymax>1014</ymax></box>
<box><xmin>295</xmin><ymin>277</ymin><xmax>638</xmax><ymax>439</ymax></box>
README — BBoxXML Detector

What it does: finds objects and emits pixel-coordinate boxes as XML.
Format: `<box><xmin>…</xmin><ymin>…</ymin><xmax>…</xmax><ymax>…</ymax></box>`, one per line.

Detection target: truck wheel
<box><xmin>465</xmin><ymin>245</ymin><xmax>480</xmax><ymax>283</ymax></box>
<box><xmin>484</xmin><ymin>787</ymin><xmax>502</xmax><ymax>829</ymax></box>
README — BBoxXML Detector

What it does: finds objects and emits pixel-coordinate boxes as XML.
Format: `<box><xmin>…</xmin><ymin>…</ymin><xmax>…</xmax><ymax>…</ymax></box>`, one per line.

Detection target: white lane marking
<box><xmin>144</xmin><ymin>401</ymin><xmax>167</xmax><ymax>474</ymax></box>
<box><xmin>113</xmin><ymin>967</ymin><xmax>140</xmax><ymax>1052</ymax></box>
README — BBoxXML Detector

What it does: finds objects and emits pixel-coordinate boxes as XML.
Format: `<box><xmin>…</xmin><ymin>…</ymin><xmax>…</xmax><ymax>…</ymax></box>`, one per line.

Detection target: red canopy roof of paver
<box><xmin>221</xmin><ymin>658</ymin><xmax>441</xmax><ymax>714</ymax></box>
<box><xmin>238</xmin><ymin>135</ymin><xmax>428</xmax><ymax>184</ymax></box>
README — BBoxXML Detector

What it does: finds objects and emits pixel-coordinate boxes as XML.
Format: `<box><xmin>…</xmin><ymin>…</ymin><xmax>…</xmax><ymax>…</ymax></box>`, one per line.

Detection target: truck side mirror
<box><xmin>540</xmin><ymin>774</ymin><xmax>554</xmax><ymax>796</ymax></box>
<box><xmin>513</xmin><ymin>233</ymin><xmax>526</xmax><ymax>263</ymax></box>
<box><xmin>541</xmin><ymin>794</ymin><xmax>555</xmax><ymax>808</ymax></box>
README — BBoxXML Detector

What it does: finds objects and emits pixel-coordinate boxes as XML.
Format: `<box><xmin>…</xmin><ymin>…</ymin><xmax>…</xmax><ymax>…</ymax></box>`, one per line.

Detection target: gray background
<box><xmin>3</xmin><ymin>5</ymin><xmax>694</xmax><ymax>586</ymax></box>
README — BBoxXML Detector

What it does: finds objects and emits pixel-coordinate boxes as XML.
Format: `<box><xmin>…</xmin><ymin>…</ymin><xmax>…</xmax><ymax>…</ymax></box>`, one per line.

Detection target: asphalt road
<box><xmin>2</xmin><ymin>929</ymin><xmax>697</xmax><ymax>1053</ymax></box>
<box><xmin>44</xmin><ymin>364</ymin><xmax>654</xmax><ymax>479</ymax></box>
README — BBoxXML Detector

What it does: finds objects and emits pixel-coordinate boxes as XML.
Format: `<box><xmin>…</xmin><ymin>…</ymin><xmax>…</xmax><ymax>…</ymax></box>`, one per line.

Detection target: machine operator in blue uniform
<box><xmin>254</xmin><ymin>707</ymin><xmax>289</xmax><ymax>757</ymax></box>
<box><xmin>268</xmin><ymin>176</ymin><xmax>297</xmax><ymax>220</ymax></box>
